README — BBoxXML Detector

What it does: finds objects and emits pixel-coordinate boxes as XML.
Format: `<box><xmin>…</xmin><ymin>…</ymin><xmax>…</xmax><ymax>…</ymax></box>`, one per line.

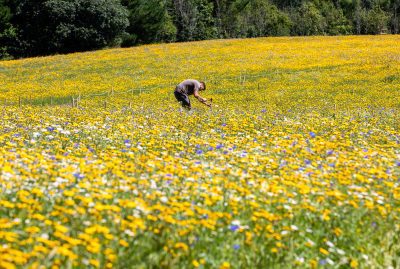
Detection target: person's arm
<box><xmin>194</xmin><ymin>90</ymin><xmax>211</xmax><ymax>107</ymax></box>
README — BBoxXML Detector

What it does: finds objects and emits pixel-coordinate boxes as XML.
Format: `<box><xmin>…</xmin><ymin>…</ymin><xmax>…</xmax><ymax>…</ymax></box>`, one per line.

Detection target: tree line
<box><xmin>0</xmin><ymin>0</ymin><xmax>399</xmax><ymax>59</ymax></box>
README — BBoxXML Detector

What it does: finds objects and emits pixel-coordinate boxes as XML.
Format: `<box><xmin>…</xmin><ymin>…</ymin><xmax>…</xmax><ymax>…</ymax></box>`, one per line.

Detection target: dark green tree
<box><xmin>389</xmin><ymin>0</ymin><xmax>400</xmax><ymax>33</ymax></box>
<box><xmin>210</xmin><ymin>0</ymin><xmax>236</xmax><ymax>37</ymax></box>
<box><xmin>290</xmin><ymin>2</ymin><xmax>326</xmax><ymax>35</ymax></box>
<box><xmin>121</xmin><ymin>0</ymin><xmax>176</xmax><ymax>46</ymax></box>
<box><xmin>8</xmin><ymin>0</ymin><xmax>129</xmax><ymax>57</ymax></box>
<box><xmin>0</xmin><ymin>0</ymin><xmax>14</xmax><ymax>58</ymax></box>
<box><xmin>235</xmin><ymin>0</ymin><xmax>291</xmax><ymax>37</ymax></box>
<box><xmin>319</xmin><ymin>1</ymin><xmax>353</xmax><ymax>34</ymax></box>
<box><xmin>359</xmin><ymin>4</ymin><xmax>389</xmax><ymax>33</ymax></box>
<box><xmin>171</xmin><ymin>0</ymin><xmax>217</xmax><ymax>41</ymax></box>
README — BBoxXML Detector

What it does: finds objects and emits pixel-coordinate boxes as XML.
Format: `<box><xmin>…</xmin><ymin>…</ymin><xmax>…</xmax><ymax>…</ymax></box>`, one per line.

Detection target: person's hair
<box><xmin>200</xmin><ymin>81</ymin><xmax>206</xmax><ymax>90</ymax></box>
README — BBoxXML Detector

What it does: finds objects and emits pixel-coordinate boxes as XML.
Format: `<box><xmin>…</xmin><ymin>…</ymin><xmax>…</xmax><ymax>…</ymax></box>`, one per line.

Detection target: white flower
<box><xmin>40</xmin><ymin>233</ymin><xmax>49</xmax><ymax>239</ymax></box>
<box><xmin>326</xmin><ymin>258</ymin><xmax>334</xmax><ymax>265</ymax></box>
<box><xmin>125</xmin><ymin>229</ymin><xmax>135</xmax><ymax>237</ymax></box>
<box><xmin>336</xmin><ymin>248</ymin><xmax>345</xmax><ymax>255</ymax></box>
<box><xmin>296</xmin><ymin>257</ymin><xmax>304</xmax><ymax>263</ymax></box>
<box><xmin>326</xmin><ymin>241</ymin><xmax>335</xmax><ymax>248</ymax></box>
<box><xmin>232</xmin><ymin>220</ymin><xmax>241</xmax><ymax>226</ymax></box>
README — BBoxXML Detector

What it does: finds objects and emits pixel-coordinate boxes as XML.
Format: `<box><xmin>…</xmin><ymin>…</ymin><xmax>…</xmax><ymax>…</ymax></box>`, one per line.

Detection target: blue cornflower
<box><xmin>230</xmin><ymin>225</ymin><xmax>239</xmax><ymax>232</ymax></box>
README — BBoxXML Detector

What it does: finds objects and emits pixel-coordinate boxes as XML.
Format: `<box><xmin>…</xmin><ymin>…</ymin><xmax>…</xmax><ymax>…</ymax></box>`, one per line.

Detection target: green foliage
<box><xmin>235</xmin><ymin>0</ymin><xmax>291</xmax><ymax>37</ymax></box>
<box><xmin>171</xmin><ymin>0</ymin><xmax>217</xmax><ymax>41</ymax></box>
<box><xmin>359</xmin><ymin>5</ymin><xmax>390</xmax><ymax>34</ymax></box>
<box><xmin>291</xmin><ymin>2</ymin><xmax>326</xmax><ymax>35</ymax></box>
<box><xmin>321</xmin><ymin>1</ymin><xmax>353</xmax><ymax>35</ymax></box>
<box><xmin>0</xmin><ymin>0</ymin><xmax>13</xmax><ymax>58</ymax></box>
<box><xmin>8</xmin><ymin>0</ymin><xmax>129</xmax><ymax>57</ymax></box>
<box><xmin>121</xmin><ymin>0</ymin><xmax>176</xmax><ymax>46</ymax></box>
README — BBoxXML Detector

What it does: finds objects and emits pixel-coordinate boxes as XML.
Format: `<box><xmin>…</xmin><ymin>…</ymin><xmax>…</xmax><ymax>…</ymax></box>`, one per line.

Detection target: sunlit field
<box><xmin>0</xmin><ymin>35</ymin><xmax>400</xmax><ymax>269</ymax></box>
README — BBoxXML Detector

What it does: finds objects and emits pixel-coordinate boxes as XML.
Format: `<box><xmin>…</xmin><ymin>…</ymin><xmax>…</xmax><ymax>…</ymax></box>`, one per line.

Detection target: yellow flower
<box><xmin>350</xmin><ymin>259</ymin><xmax>358</xmax><ymax>268</ymax></box>
<box><xmin>219</xmin><ymin>262</ymin><xmax>230</xmax><ymax>269</ymax></box>
<box><xmin>89</xmin><ymin>259</ymin><xmax>100</xmax><ymax>268</ymax></box>
<box><xmin>192</xmin><ymin>260</ymin><xmax>200</xmax><ymax>268</ymax></box>
<box><xmin>319</xmin><ymin>248</ymin><xmax>329</xmax><ymax>255</ymax></box>
<box><xmin>174</xmin><ymin>242</ymin><xmax>189</xmax><ymax>252</ymax></box>
<box><xmin>119</xmin><ymin>240</ymin><xmax>129</xmax><ymax>247</ymax></box>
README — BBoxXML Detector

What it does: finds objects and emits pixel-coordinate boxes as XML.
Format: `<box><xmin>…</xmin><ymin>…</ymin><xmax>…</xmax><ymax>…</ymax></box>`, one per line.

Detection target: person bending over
<box><xmin>174</xmin><ymin>79</ymin><xmax>211</xmax><ymax>110</ymax></box>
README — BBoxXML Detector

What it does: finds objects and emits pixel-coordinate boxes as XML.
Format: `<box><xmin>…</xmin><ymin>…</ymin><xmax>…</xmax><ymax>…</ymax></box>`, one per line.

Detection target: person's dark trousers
<box><xmin>174</xmin><ymin>90</ymin><xmax>191</xmax><ymax>110</ymax></box>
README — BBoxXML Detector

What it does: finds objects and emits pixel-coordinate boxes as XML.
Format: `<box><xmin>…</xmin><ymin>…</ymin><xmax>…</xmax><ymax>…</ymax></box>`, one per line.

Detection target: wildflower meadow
<box><xmin>0</xmin><ymin>35</ymin><xmax>400</xmax><ymax>268</ymax></box>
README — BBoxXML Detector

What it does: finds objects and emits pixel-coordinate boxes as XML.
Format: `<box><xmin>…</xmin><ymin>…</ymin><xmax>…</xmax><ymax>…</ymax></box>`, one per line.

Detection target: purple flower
<box><xmin>229</xmin><ymin>225</ymin><xmax>239</xmax><ymax>232</ymax></box>
<box><xmin>73</xmin><ymin>173</ymin><xmax>84</xmax><ymax>179</ymax></box>
<box><xmin>305</xmin><ymin>159</ymin><xmax>311</xmax><ymax>165</ymax></box>
<box><xmin>216</xmin><ymin>144</ymin><xmax>223</xmax><ymax>149</ymax></box>
<box><xmin>222</xmin><ymin>123</ymin><xmax>227</xmax><ymax>127</ymax></box>
<box><xmin>309</xmin><ymin>132</ymin><xmax>316</xmax><ymax>138</ymax></box>
<box><xmin>208</xmin><ymin>146</ymin><xmax>214</xmax><ymax>151</ymax></box>
<box><xmin>196</xmin><ymin>150</ymin><xmax>203</xmax><ymax>155</ymax></box>
<box><xmin>233</xmin><ymin>244</ymin><xmax>240</xmax><ymax>250</ymax></box>
<box><xmin>47</xmin><ymin>127</ymin><xmax>55</xmax><ymax>132</ymax></box>
<box><xmin>319</xmin><ymin>259</ymin><xmax>327</xmax><ymax>266</ymax></box>
<box><xmin>261</xmin><ymin>109</ymin><xmax>266</xmax><ymax>113</ymax></box>
<box><xmin>124</xmin><ymin>139</ymin><xmax>131</xmax><ymax>144</ymax></box>
<box><xmin>326</xmin><ymin>150</ymin><xmax>334</xmax><ymax>155</ymax></box>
